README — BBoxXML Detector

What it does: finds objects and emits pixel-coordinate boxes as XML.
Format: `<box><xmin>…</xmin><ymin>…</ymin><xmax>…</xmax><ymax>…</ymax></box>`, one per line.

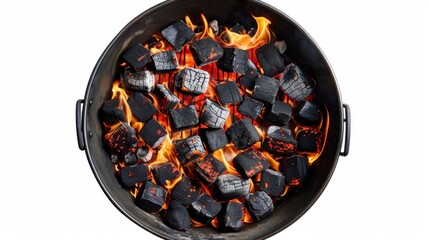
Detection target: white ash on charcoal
<box><xmin>171</xmin><ymin>176</ymin><xmax>200</xmax><ymax>206</ymax></box>
<box><xmin>154</xmin><ymin>84</ymin><xmax>179</xmax><ymax>112</ymax></box>
<box><xmin>124</xmin><ymin>151</ymin><xmax>138</xmax><ymax>166</ymax></box>
<box><xmin>279</xmin><ymin>155</ymin><xmax>309</xmax><ymax>186</ymax></box>
<box><xmin>280</xmin><ymin>63</ymin><xmax>315</xmax><ymax>101</ymax></box>
<box><xmin>161</xmin><ymin>20</ymin><xmax>196</xmax><ymax>52</ymax></box>
<box><xmin>256</xmin><ymin>43</ymin><xmax>285</xmax><ymax>77</ymax></box>
<box><xmin>169</xmin><ymin>105</ymin><xmax>199</xmax><ymax>131</ymax></box>
<box><xmin>252</xmin><ymin>75</ymin><xmax>280</xmax><ymax>104</ymax></box>
<box><xmin>121</xmin><ymin>43</ymin><xmax>151</xmax><ymax>71</ymax></box>
<box><xmin>239</xmin><ymin>67</ymin><xmax>260</xmax><ymax>91</ymax></box>
<box><xmin>175</xmin><ymin>135</ymin><xmax>206</xmax><ymax>164</ymax></box>
<box><xmin>136</xmin><ymin>146</ymin><xmax>153</xmax><ymax>163</ymax></box>
<box><xmin>218</xmin><ymin>202</ymin><xmax>244</xmax><ymax>232</ymax></box>
<box><xmin>296</xmin><ymin>130</ymin><xmax>322</xmax><ymax>153</ymax></box>
<box><xmin>259</xmin><ymin>169</ymin><xmax>285</xmax><ymax>197</ymax></box>
<box><xmin>151</xmin><ymin>50</ymin><xmax>179</xmax><ymax>72</ymax></box>
<box><xmin>264</xmin><ymin>101</ymin><xmax>292</xmax><ymax>126</ymax></box>
<box><xmin>216</xmin><ymin>48</ymin><xmax>249</xmax><ymax>74</ymax></box>
<box><xmin>199</xmin><ymin>128</ymin><xmax>229</xmax><ymax>152</ymax></box>
<box><xmin>165</xmin><ymin>200</ymin><xmax>191</xmax><ymax>231</ymax></box>
<box><xmin>213</xmin><ymin>174</ymin><xmax>250</xmax><ymax>201</ymax></box>
<box><xmin>293</xmin><ymin>101</ymin><xmax>321</xmax><ymax>126</ymax></box>
<box><xmin>262</xmin><ymin>126</ymin><xmax>297</xmax><ymax>155</ymax></box>
<box><xmin>120</xmin><ymin>69</ymin><xmax>155</xmax><ymax>93</ymax></box>
<box><xmin>238</xmin><ymin>96</ymin><xmax>264</xmax><ymax>120</ymax></box>
<box><xmin>190</xmin><ymin>38</ymin><xmax>224</xmax><ymax>66</ymax></box>
<box><xmin>233</xmin><ymin>148</ymin><xmax>269</xmax><ymax>179</ymax></box>
<box><xmin>151</xmin><ymin>162</ymin><xmax>181</xmax><ymax>186</ymax></box>
<box><xmin>103</xmin><ymin>122</ymin><xmax>138</xmax><ymax>154</ymax></box>
<box><xmin>139</xmin><ymin>118</ymin><xmax>167</xmax><ymax>148</ymax></box>
<box><xmin>135</xmin><ymin>181</ymin><xmax>166</xmax><ymax>213</ymax></box>
<box><xmin>209</xmin><ymin>20</ymin><xmax>219</xmax><ymax>35</ymax></box>
<box><xmin>245</xmin><ymin>191</ymin><xmax>274</xmax><ymax>221</ymax></box>
<box><xmin>174</xmin><ymin>67</ymin><xmax>210</xmax><ymax>95</ymax></box>
<box><xmin>120</xmin><ymin>163</ymin><xmax>152</xmax><ymax>188</ymax></box>
<box><xmin>201</xmin><ymin>99</ymin><xmax>230</xmax><ymax>128</ymax></box>
<box><xmin>227</xmin><ymin>118</ymin><xmax>260</xmax><ymax>150</ymax></box>
<box><xmin>189</xmin><ymin>193</ymin><xmax>222</xmax><ymax>224</ymax></box>
<box><xmin>195</xmin><ymin>154</ymin><xmax>227</xmax><ymax>185</ymax></box>
<box><xmin>127</xmin><ymin>92</ymin><xmax>157</xmax><ymax>123</ymax></box>
<box><xmin>274</xmin><ymin>40</ymin><xmax>287</xmax><ymax>54</ymax></box>
<box><xmin>216</xmin><ymin>81</ymin><xmax>243</xmax><ymax>105</ymax></box>
<box><xmin>99</xmin><ymin>99</ymin><xmax>126</xmax><ymax>125</ymax></box>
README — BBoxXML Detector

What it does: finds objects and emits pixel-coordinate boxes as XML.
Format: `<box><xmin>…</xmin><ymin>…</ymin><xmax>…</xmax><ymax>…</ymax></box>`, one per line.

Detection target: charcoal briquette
<box><xmin>233</xmin><ymin>148</ymin><xmax>269</xmax><ymax>179</ymax></box>
<box><xmin>216</xmin><ymin>48</ymin><xmax>248</xmax><ymax>74</ymax></box>
<box><xmin>201</xmin><ymin>99</ymin><xmax>230</xmax><ymax>128</ymax></box>
<box><xmin>172</xmin><ymin>176</ymin><xmax>200</xmax><ymax>206</ymax></box>
<box><xmin>165</xmin><ymin>200</ymin><xmax>191</xmax><ymax>231</ymax></box>
<box><xmin>151</xmin><ymin>162</ymin><xmax>181</xmax><ymax>186</ymax></box>
<box><xmin>127</xmin><ymin>92</ymin><xmax>157</xmax><ymax>123</ymax></box>
<box><xmin>256</xmin><ymin>43</ymin><xmax>285</xmax><ymax>77</ymax></box>
<box><xmin>279</xmin><ymin>155</ymin><xmax>309</xmax><ymax>186</ymax></box>
<box><xmin>154</xmin><ymin>84</ymin><xmax>180</xmax><ymax>112</ymax></box>
<box><xmin>169</xmin><ymin>105</ymin><xmax>199</xmax><ymax>131</ymax></box>
<box><xmin>161</xmin><ymin>20</ymin><xmax>195</xmax><ymax>52</ymax></box>
<box><xmin>213</xmin><ymin>174</ymin><xmax>250</xmax><ymax>201</ymax></box>
<box><xmin>152</xmin><ymin>50</ymin><xmax>179</xmax><ymax>72</ymax></box>
<box><xmin>175</xmin><ymin>67</ymin><xmax>210</xmax><ymax>95</ymax></box>
<box><xmin>293</xmin><ymin>101</ymin><xmax>321</xmax><ymax>126</ymax></box>
<box><xmin>218</xmin><ymin>202</ymin><xmax>244</xmax><ymax>232</ymax></box>
<box><xmin>245</xmin><ymin>191</ymin><xmax>274</xmax><ymax>221</ymax></box>
<box><xmin>99</xmin><ymin>99</ymin><xmax>126</xmax><ymax>125</ymax></box>
<box><xmin>239</xmin><ymin>67</ymin><xmax>259</xmax><ymax>91</ymax></box>
<box><xmin>296</xmin><ymin>130</ymin><xmax>322</xmax><ymax>153</ymax></box>
<box><xmin>190</xmin><ymin>38</ymin><xmax>224</xmax><ymax>66</ymax></box>
<box><xmin>227</xmin><ymin>118</ymin><xmax>260</xmax><ymax>150</ymax></box>
<box><xmin>262</xmin><ymin>126</ymin><xmax>297</xmax><ymax>155</ymax></box>
<box><xmin>136</xmin><ymin>146</ymin><xmax>153</xmax><ymax>163</ymax></box>
<box><xmin>175</xmin><ymin>135</ymin><xmax>206</xmax><ymax>164</ymax></box>
<box><xmin>139</xmin><ymin>118</ymin><xmax>167</xmax><ymax>148</ymax></box>
<box><xmin>252</xmin><ymin>75</ymin><xmax>280</xmax><ymax>104</ymax></box>
<box><xmin>238</xmin><ymin>97</ymin><xmax>264</xmax><ymax>119</ymax></box>
<box><xmin>199</xmin><ymin>128</ymin><xmax>229</xmax><ymax>152</ymax></box>
<box><xmin>124</xmin><ymin>151</ymin><xmax>138</xmax><ymax>166</ymax></box>
<box><xmin>259</xmin><ymin>169</ymin><xmax>285</xmax><ymax>197</ymax></box>
<box><xmin>135</xmin><ymin>181</ymin><xmax>166</xmax><ymax>213</ymax></box>
<box><xmin>121</xmin><ymin>44</ymin><xmax>151</xmax><ymax>71</ymax></box>
<box><xmin>103</xmin><ymin>122</ymin><xmax>138</xmax><ymax>154</ymax></box>
<box><xmin>216</xmin><ymin>81</ymin><xmax>243</xmax><ymax>105</ymax></box>
<box><xmin>120</xmin><ymin>163</ymin><xmax>151</xmax><ymax>188</ymax></box>
<box><xmin>189</xmin><ymin>193</ymin><xmax>222</xmax><ymax>224</ymax></box>
<box><xmin>195</xmin><ymin>154</ymin><xmax>227</xmax><ymax>185</ymax></box>
<box><xmin>120</xmin><ymin>69</ymin><xmax>155</xmax><ymax>93</ymax></box>
<box><xmin>264</xmin><ymin>101</ymin><xmax>292</xmax><ymax>126</ymax></box>
<box><xmin>280</xmin><ymin>63</ymin><xmax>315</xmax><ymax>101</ymax></box>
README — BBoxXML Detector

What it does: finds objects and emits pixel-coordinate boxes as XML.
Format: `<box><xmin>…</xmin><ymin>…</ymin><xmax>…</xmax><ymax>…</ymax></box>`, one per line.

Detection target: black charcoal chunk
<box><xmin>239</xmin><ymin>67</ymin><xmax>259</xmax><ymax>90</ymax></box>
<box><xmin>238</xmin><ymin>97</ymin><xmax>264</xmax><ymax>119</ymax></box>
<box><xmin>136</xmin><ymin>146</ymin><xmax>153</xmax><ymax>163</ymax></box>
<box><xmin>218</xmin><ymin>202</ymin><xmax>244</xmax><ymax>232</ymax></box>
<box><xmin>252</xmin><ymin>75</ymin><xmax>280</xmax><ymax>104</ymax></box>
<box><xmin>151</xmin><ymin>162</ymin><xmax>181</xmax><ymax>186</ymax></box>
<box><xmin>121</xmin><ymin>44</ymin><xmax>151</xmax><ymax>71</ymax></box>
<box><xmin>103</xmin><ymin>122</ymin><xmax>138</xmax><ymax>154</ymax></box>
<box><xmin>154</xmin><ymin>84</ymin><xmax>180</xmax><ymax>112</ymax></box>
<box><xmin>216</xmin><ymin>48</ymin><xmax>248</xmax><ymax>74</ymax></box>
<box><xmin>135</xmin><ymin>181</ymin><xmax>166</xmax><ymax>213</ymax></box>
<box><xmin>279</xmin><ymin>155</ymin><xmax>309</xmax><ymax>186</ymax></box>
<box><xmin>213</xmin><ymin>174</ymin><xmax>250</xmax><ymax>201</ymax></box>
<box><xmin>200</xmin><ymin>128</ymin><xmax>229</xmax><ymax>152</ymax></box>
<box><xmin>152</xmin><ymin>50</ymin><xmax>179</xmax><ymax>72</ymax></box>
<box><xmin>139</xmin><ymin>119</ymin><xmax>167</xmax><ymax>148</ymax></box>
<box><xmin>262</xmin><ymin>126</ymin><xmax>297</xmax><ymax>155</ymax></box>
<box><xmin>216</xmin><ymin>81</ymin><xmax>243</xmax><ymax>105</ymax></box>
<box><xmin>265</xmin><ymin>101</ymin><xmax>292</xmax><ymax>126</ymax></box>
<box><xmin>172</xmin><ymin>176</ymin><xmax>200</xmax><ymax>206</ymax></box>
<box><xmin>294</xmin><ymin>101</ymin><xmax>321</xmax><ymax>126</ymax></box>
<box><xmin>195</xmin><ymin>154</ymin><xmax>227</xmax><ymax>185</ymax></box>
<box><xmin>170</xmin><ymin>105</ymin><xmax>199</xmax><ymax>131</ymax></box>
<box><xmin>201</xmin><ymin>99</ymin><xmax>230</xmax><ymax>128</ymax></box>
<box><xmin>274</xmin><ymin>40</ymin><xmax>287</xmax><ymax>54</ymax></box>
<box><xmin>175</xmin><ymin>67</ymin><xmax>210</xmax><ymax>95</ymax></box>
<box><xmin>175</xmin><ymin>135</ymin><xmax>206</xmax><ymax>164</ymax></box>
<box><xmin>256</xmin><ymin>43</ymin><xmax>285</xmax><ymax>77</ymax></box>
<box><xmin>190</xmin><ymin>38</ymin><xmax>224</xmax><ymax>66</ymax></box>
<box><xmin>260</xmin><ymin>169</ymin><xmax>285</xmax><ymax>197</ymax></box>
<box><xmin>124</xmin><ymin>151</ymin><xmax>138</xmax><ymax>166</ymax></box>
<box><xmin>296</xmin><ymin>130</ymin><xmax>322</xmax><ymax>153</ymax></box>
<box><xmin>110</xmin><ymin>154</ymin><xmax>119</xmax><ymax>164</ymax></box>
<box><xmin>227</xmin><ymin>118</ymin><xmax>260</xmax><ymax>150</ymax></box>
<box><xmin>127</xmin><ymin>92</ymin><xmax>157</xmax><ymax>123</ymax></box>
<box><xmin>99</xmin><ymin>99</ymin><xmax>126</xmax><ymax>125</ymax></box>
<box><xmin>165</xmin><ymin>200</ymin><xmax>191</xmax><ymax>231</ymax></box>
<box><xmin>245</xmin><ymin>191</ymin><xmax>274</xmax><ymax>221</ymax></box>
<box><xmin>280</xmin><ymin>64</ymin><xmax>315</xmax><ymax>101</ymax></box>
<box><xmin>120</xmin><ymin>163</ymin><xmax>151</xmax><ymax>188</ymax></box>
<box><xmin>233</xmin><ymin>148</ymin><xmax>269</xmax><ymax>178</ymax></box>
<box><xmin>120</xmin><ymin>69</ymin><xmax>155</xmax><ymax>93</ymax></box>
<box><xmin>161</xmin><ymin>20</ymin><xmax>195</xmax><ymax>51</ymax></box>
<box><xmin>221</xmin><ymin>24</ymin><xmax>246</xmax><ymax>42</ymax></box>
<box><xmin>189</xmin><ymin>193</ymin><xmax>222</xmax><ymax>224</ymax></box>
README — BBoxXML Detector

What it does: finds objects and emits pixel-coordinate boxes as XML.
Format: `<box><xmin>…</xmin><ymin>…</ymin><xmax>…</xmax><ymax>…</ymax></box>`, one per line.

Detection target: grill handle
<box><xmin>76</xmin><ymin>99</ymin><xmax>85</xmax><ymax>151</ymax></box>
<box><xmin>340</xmin><ymin>104</ymin><xmax>350</xmax><ymax>156</ymax></box>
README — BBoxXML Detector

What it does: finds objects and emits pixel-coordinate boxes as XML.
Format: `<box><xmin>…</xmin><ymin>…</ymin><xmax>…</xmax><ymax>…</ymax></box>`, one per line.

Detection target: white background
<box><xmin>0</xmin><ymin>0</ymin><xmax>427</xmax><ymax>239</ymax></box>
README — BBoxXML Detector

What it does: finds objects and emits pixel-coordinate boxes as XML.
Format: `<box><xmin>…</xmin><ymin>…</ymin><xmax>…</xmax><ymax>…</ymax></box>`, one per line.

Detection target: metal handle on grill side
<box><xmin>340</xmin><ymin>104</ymin><xmax>350</xmax><ymax>157</ymax></box>
<box><xmin>76</xmin><ymin>99</ymin><xmax>85</xmax><ymax>151</ymax></box>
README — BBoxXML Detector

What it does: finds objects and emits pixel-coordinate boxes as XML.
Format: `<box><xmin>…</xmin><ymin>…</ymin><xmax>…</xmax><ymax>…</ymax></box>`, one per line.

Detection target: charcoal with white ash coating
<box><xmin>216</xmin><ymin>81</ymin><xmax>243</xmax><ymax>105</ymax></box>
<box><xmin>280</xmin><ymin>63</ymin><xmax>315</xmax><ymax>101</ymax></box>
<box><xmin>174</xmin><ymin>67</ymin><xmax>210</xmax><ymax>95</ymax></box>
<box><xmin>165</xmin><ymin>200</ymin><xmax>191</xmax><ymax>231</ymax></box>
<box><xmin>171</xmin><ymin>176</ymin><xmax>200</xmax><ymax>206</ymax></box>
<box><xmin>127</xmin><ymin>92</ymin><xmax>157</xmax><ymax>123</ymax></box>
<box><xmin>199</xmin><ymin>128</ymin><xmax>229</xmax><ymax>152</ymax></box>
<box><xmin>151</xmin><ymin>50</ymin><xmax>179</xmax><ymax>72</ymax></box>
<box><xmin>175</xmin><ymin>135</ymin><xmax>206</xmax><ymax>164</ymax></box>
<box><xmin>190</xmin><ymin>38</ymin><xmax>224</xmax><ymax>66</ymax></box>
<box><xmin>154</xmin><ymin>84</ymin><xmax>179</xmax><ymax>112</ymax></box>
<box><xmin>161</xmin><ymin>20</ymin><xmax>195</xmax><ymax>52</ymax></box>
<box><xmin>139</xmin><ymin>118</ymin><xmax>167</xmax><ymax>148</ymax></box>
<box><xmin>218</xmin><ymin>202</ymin><xmax>244</xmax><ymax>232</ymax></box>
<box><xmin>239</xmin><ymin>67</ymin><xmax>259</xmax><ymax>91</ymax></box>
<box><xmin>189</xmin><ymin>193</ymin><xmax>222</xmax><ymax>224</ymax></box>
<box><xmin>209</xmin><ymin>20</ymin><xmax>219</xmax><ymax>35</ymax></box>
<box><xmin>279</xmin><ymin>155</ymin><xmax>309</xmax><ymax>186</ymax></box>
<box><xmin>120</xmin><ymin>163</ymin><xmax>152</xmax><ymax>188</ymax></box>
<box><xmin>233</xmin><ymin>148</ymin><xmax>269</xmax><ymax>178</ymax></box>
<box><xmin>151</xmin><ymin>162</ymin><xmax>181</xmax><ymax>186</ymax></box>
<box><xmin>262</xmin><ymin>126</ymin><xmax>297</xmax><ymax>155</ymax></box>
<box><xmin>216</xmin><ymin>48</ymin><xmax>248</xmax><ymax>74</ymax></box>
<box><xmin>99</xmin><ymin>99</ymin><xmax>126</xmax><ymax>125</ymax></box>
<box><xmin>135</xmin><ymin>181</ymin><xmax>166</xmax><ymax>213</ymax></box>
<box><xmin>169</xmin><ymin>105</ymin><xmax>199</xmax><ymax>131</ymax></box>
<box><xmin>293</xmin><ymin>101</ymin><xmax>321</xmax><ymax>126</ymax></box>
<box><xmin>245</xmin><ymin>191</ymin><xmax>274</xmax><ymax>221</ymax></box>
<box><xmin>121</xmin><ymin>43</ymin><xmax>151</xmax><ymax>71</ymax></box>
<box><xmin>296</xmin><ymin>130</ymin><xmax>322</xmax><ymax>153</ymax></box>
<box><xmin>136</xmin><ymin>146</ymin><xmax>152</xmax><ymax>163</ymax></box>
<box><xmin>264</xmin><ymin>101</ymin><xmax>292</xmax><ymax>126</ymax></box>
<box><xmin>256</xmin><ymin>43</ymin><xmax>285</xmax><ymax>77</ymax></box>
<box><xmin>201</xmin><ymin>99</ymin><xmax>230</xmax><ymax>128</ymax></box>
<box><xmin>259</xmin><ymin>169</ymin><xmax>285</xmax><ymax>197</ymax></box>
<box><xmin>124</xmin><ymin>151</ymin><xmax>138</xmax><ymax>166</ymax></box>
<box><xmin>103</xmin><ymin>122</ymin><xmax>138</xmax><ymax>154</ymax></box>
<box><xmin>195</xmin><ymin>154</ymin><xmax>226</xmax><ymax>185</ymax></box>
<box><xmin>120</xmin><ymin>69</ymin><xmax>155</xmax><ymax>93</ymax></box>
<box><xmin>227</xmin><ymin>118</ymin><xmax>260</xmax><ymax>150</ymax></box>
<box><xmin>252</xmin><ymin>75</ymin><xmax>280</xmax><ymax>104</ymax></box>
<box><xmin>213</xmin><ymin>174</ymin><xmax>250</xmax><ymax>201</ymax></box>
<box><xmin>238</xmin><ymin>96</ymin><xmax>264</xmax><ymax>119</ymax></box>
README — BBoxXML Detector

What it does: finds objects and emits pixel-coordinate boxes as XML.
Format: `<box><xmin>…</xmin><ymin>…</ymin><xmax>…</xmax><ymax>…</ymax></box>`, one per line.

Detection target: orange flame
<box><xmin>111</xmin><ymin>81</ymin><xmax>132</xmax><ymax>124</ymax></box>
<box><xmin>165</xmin><ymin>175</ymin><xmax>183</xmax><ymax>191</ymax></box>
<box><xmin>213</xmin><ymin>146</ymin><xmax>241</xmax><ymax>176</ymax></box>
<box><xmin>185</xmin><ymin>14</ymin><xmax>216</xmax><ymax>40</ymax></box>
<box><xmin>243</xmin><ymin>207</ymin><xmax>255</xmax><ymax>224</ymax></box>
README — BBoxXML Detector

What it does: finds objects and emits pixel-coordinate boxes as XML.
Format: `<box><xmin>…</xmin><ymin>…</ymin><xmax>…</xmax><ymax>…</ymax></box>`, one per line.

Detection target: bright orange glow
<box><xmin>280</xmin><ymin>185</ymin><xmax>290</xmax><ymax>198</ymax></box>
<box><xmin>243</xmin><ymin>207</ymin><xmax>255</xmax><ymax>224</ymax></box>
<box><xmin>186</xmin><ymin>14</ymin><xmax>216</xmax><ymax>40</ymax></box>
<box><xmin>111</xmin><ymin>81</ymin><xmax>132</xmax><ymax>124</ymax></box>
<box><xmin>191</xmin><ymin>218</ymin><xmax>205</xmax><ymax>228</ymax></box>
<box><xmin>211</xmin><ymin>217</ymin><xmax>219</xmax><ymax>229</ymax></box>
<box><xmin>185</xmin><ymin>16</ymin><xmax>197</xmax><ymax>31</ymax></box>
<box><xmin>130</xmin><ymin>187</ymin><xmax>139</xmax><ymax>199</ymax></box>
<box><xmin>261</xmin><ymin>151</ymin><xmax>280</xmax><ymax>171</ymax></box>
<box><xmin>213</xmin><ymin>146</ymin><xmax>241</xmax><ymax>176</ymax></box>
<box><xmin>249</xmin><ymin>178</ymin><xmax>255</xmax><ymax>193</ymax></box>
<box><xmin>165</xmin><ymin>175</ymin><xmax>183</xmax><ymax>190</ymax></box>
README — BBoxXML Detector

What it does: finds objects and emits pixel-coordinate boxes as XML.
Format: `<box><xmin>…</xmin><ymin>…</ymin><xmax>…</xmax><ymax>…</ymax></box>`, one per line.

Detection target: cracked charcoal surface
<box><xmin>152</xmin><ymin>50</ymin><xmax>179</xmax><ymax>71</ymax></box>
<box><xmin>238</xmin><ymin>97</ymin><xmax>264</xmax><ymax>119</ymax></box>
<box><xmin>280</xmin><ymin>64</ymin><xmax>315</xmax><ymax>101</ymax></box>
<box><xmin>252</xmin><ymin>75</ymin><xmax>280</xmax><ymax>104</ymax></box>
<box><xmin>245</xmin><ymin>191</ymin><xmax>274</xmax><ymax>221</ymax></box>
<box><xmin>216</xmin><ymin>48</ymin><xmax>248</xmax><ymax>74</ymax></box>
<box><xmin>190</xmin><ymin>38</ymin><xmax>224</xmax><ymax>66</ymax></box>
<box><xmin>216</xmin><ymin>81</ymin><xmax>243</xmax><ymax>105</ymax></box>
<box><xmin>201</xmin><ymin>99</ymin><xmax>230</xmax><ymax>128</ymax></box>
<box><xmin>175</xmin><ymin>67</ymin><xmax>210</xmax><ymax>94</ymax></box>
<box><xmin>175</xmin><ymin>135</ymin><xmax>206</xmax><ymax>164</ymax></box>
<box><xmin>161</xmin><ymin>20</ymin><xmax>195</xmax><ymax>52</ymax></box>
<box><xmin>120</xmin><ymin>69</ymin><xmax>155</xmax><ymax>93</ymax></box>
<box><xmin>154</xmin><ymin>84</ymin><xmax>179</xmax><ymax>112</ymax></box>
<box><xmin>169</xmin><ymin>105</ymin><xmax>199</xmax><ymax>130</ymax></box>
<box><xmin>214</xmin><ymin>174</ymin><xmax>250</xmax><ymax>200</ymax></box>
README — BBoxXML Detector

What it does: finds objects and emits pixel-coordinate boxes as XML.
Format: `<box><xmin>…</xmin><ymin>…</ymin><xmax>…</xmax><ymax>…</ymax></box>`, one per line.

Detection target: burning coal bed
<box><xmin>99</xmin><ymin>14</ymin><xmax>327</xmax><ymax>232</ymax></box>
